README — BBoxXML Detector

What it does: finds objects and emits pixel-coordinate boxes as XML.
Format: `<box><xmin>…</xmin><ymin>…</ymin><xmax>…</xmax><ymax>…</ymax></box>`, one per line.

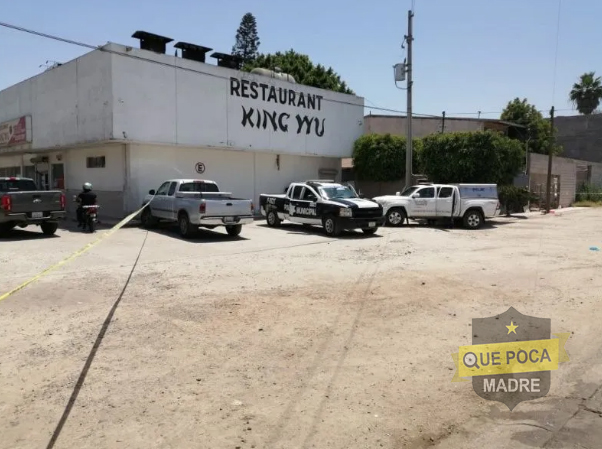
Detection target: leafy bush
<box><xmin>420</xmin><ymin>131</ymin><xmax>524</xmax><ymax>185</ymax></box>
<box><xmin>575</xmin><ymin>183</ymin><xmax>602</xmax><ymax>203</ymax></box>
<box><xmin>352</xmin><ymin>134</ymin><xmax>422</xmax><ymax>182</ymax></box>
<box><xmin>498</xmin><ymin>185</ymin><xmax>535</xmax><ymax>214</ymax></box>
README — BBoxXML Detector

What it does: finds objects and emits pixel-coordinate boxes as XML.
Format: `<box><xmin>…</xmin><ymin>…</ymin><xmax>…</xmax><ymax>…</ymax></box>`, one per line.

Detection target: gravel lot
<box><xmin>1</xmin><ymin>209</ymin><xmax>601</xmax><ymax>449</ymax></box>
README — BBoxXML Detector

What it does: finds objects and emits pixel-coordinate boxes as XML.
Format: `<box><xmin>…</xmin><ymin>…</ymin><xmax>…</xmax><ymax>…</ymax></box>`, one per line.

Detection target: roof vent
<box><xmin>210</xmin><ymin>52</ymin><xmax>243</xmax><ymax>70</ymax></box>
<box><xmin>131</xmin><ymin>31</ymin><xmax>173</xmax><ymax>54</ymax></box>
<box><xmin>173</xmin><ymin>42</ymin><xmax>213</xmax><ymax>63</ymax></box>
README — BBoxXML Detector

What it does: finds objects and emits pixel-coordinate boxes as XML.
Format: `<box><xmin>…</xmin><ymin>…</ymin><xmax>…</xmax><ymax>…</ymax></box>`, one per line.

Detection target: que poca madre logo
<box><xmin>452</xmin><ymin>307</ymin><xmax>570</xmax><ymax>410</ymax></box>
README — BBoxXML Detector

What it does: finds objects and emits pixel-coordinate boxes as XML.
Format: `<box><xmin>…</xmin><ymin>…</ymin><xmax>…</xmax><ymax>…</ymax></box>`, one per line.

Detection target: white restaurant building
<box><xmin>0</xmin><ymin>32</ymin><xmax>364</xmax><ymax>219</ymax></box>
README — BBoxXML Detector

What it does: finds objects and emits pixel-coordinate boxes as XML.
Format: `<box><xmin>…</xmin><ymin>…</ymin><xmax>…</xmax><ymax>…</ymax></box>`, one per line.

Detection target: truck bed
<box><xmin>0</xmin><ymin>177</ymin><xmax>66</xmax><ymax>234</ymax></box>
<box><xmin>1</xmin><ymin>178</ymin><xmax>65</xmax><ymax>222</ymax></box>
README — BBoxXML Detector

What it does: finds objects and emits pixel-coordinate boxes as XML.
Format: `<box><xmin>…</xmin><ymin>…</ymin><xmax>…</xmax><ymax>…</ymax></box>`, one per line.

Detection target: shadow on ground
<box><xmin>0</xmin><ymin>228</ymin><xmax>60</xmax><ymax>241</ymax></box>
<box><xmin>255</xmin><ymin>222</ymin><xmax>383</xmax><ymax>239</ymax></box>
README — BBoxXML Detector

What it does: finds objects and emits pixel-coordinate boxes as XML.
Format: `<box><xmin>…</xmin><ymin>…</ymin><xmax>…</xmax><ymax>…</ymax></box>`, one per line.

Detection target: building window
<box><xmin>87</xmin><ymin>156</ymin><xmax>106</xmax><ymax>168</ymax></box>
<box><xmin>0</xmin><ymin>166</ymin><xmax>21</xmax><ymax>177</ymax></box>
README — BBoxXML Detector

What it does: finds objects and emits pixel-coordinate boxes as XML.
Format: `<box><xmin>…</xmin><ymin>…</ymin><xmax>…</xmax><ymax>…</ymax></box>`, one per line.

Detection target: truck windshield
<box><xmin>0</xmin><ymin>179</ymin><xmax>38</xmax><ymax>192</ymax></box>
<box><xmin>319</xmin><ymin>186</ymin><xmax>358</xmax><ymax>199</ymax></box>
<box><xmin>399</xmin><ymin>186</ymin><xmax>419</xmax><ymax>197</ymax></box>
<box><xmin>179</xmin><ymin>182</ymin><xmax>219</xmax><ymax>193</ymax></box>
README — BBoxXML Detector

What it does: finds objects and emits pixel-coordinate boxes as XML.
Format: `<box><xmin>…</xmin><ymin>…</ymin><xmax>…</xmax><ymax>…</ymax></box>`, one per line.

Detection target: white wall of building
<box><xmin>63</xmin><ymin>144</ymin><xmax>125</xmax><ymax>192</ymax></box>
<box><xmin>0</xmin><ymin>51</ymin><xmax>113</xmax><ymax>151</ymax></box>
<box><xmin>108</xmin><ymin>43</ymin><xmax>364</xmax><ymax>158</ymax></box>
<box><xmin>127</xmin><ymin>144</ymin><xmax>340</xmax><ymax>212</ymax></box>
<box><xmin>0</xmin><ymin>154</ymin><xmax>23</xmax><ymax>169</ymax></box>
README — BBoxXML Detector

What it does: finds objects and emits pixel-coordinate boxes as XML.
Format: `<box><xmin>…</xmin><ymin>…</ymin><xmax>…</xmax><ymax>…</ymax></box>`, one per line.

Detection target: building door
<box><xmin>33</xmin><ymin>162</ymin><xmax>50</xmax><ymax>190</ymax></box>
<box><xmin>51</xmin><ymin>163</ymin><xmax>65</xmax><ymax>190</ymax></box>
<box><xmin>23</xmin><ymin>165</ymin><xmax>36</xmax><ymax>181</ymax></box>
<box><xmin>36</xmin><ymin>172</ymin><xmax>49</xmax><ymax>190</ymax></box>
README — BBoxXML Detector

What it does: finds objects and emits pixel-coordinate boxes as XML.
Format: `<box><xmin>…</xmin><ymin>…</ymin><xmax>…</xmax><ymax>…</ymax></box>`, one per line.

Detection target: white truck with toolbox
<box><xmin>372</xmin><ymin>183</ymin><xmax>500</xmax><ymax>229</ymax></box>
<box><xmin>140</xmin><ymin>179</ymin><xmax>254</xmax><ymax>238</ymax></box>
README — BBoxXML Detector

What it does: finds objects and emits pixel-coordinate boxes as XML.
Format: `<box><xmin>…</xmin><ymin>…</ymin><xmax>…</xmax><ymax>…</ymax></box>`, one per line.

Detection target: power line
<box><xmin>0</xmin><ymin>21</ymin><xmax>370</xmax><ymax>111</ymax></box>
<box><xmin>0</xmin><ymin>20</ymin><xmax>579</xmax><ymax>120</ymax></box>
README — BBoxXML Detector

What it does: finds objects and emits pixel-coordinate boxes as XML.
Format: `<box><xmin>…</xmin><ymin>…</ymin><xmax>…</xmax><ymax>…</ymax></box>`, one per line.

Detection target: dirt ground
<box><xmin>1</xmin><ymin>209</ymin><xmax>601</xmax><ymax>449</ymax></box>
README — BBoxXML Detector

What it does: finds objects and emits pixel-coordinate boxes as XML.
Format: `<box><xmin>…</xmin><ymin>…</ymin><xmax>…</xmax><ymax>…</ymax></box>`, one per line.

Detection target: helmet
<box><xmin>83</xmin><ymin>182</ymin><xmax>92</xmax><ymax>191</ymax></box>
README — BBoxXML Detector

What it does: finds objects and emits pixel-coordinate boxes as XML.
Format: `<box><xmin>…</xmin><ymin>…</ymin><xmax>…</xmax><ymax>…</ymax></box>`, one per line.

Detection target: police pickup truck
<box><xmin>373</xmin><ymin>183</ymin><xmax>500</xmax><ymax>229</ymax></box>
<box><xmin>259</xmin><ymin>180</ymin><xmax>385</xmax><ymax>237</ymax></box>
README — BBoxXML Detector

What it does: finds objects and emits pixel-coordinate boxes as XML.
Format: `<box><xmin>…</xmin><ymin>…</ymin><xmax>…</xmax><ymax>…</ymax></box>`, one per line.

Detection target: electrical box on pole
<box><xmin>394</xmin><ymin>62</ymin><xmax>406</xmax><ymax>82</ymax></box>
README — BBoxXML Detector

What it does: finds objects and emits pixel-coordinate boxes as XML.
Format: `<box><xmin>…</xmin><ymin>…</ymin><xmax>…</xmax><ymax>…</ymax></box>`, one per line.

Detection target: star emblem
<box><xmin>506</xmin><ymin>321</ymin><xmax>518</xmax><ymax>334</ymax></box>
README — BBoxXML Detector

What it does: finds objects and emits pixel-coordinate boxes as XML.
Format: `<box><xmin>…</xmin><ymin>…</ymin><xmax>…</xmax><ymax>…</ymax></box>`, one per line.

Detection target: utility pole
<box><xmin>545</xmin><ymin>106</ymin><xmax>555</xmax><ymax>213</ymax></box>
<box><xmin>404</xmin><ymin>9</ymin><xmax>414</xmax><ymax>190</ymax></box>
<box><xmin>441</xmin><ymin>111</ymin><xmax>446</xmax><ymax>133</ymax></box>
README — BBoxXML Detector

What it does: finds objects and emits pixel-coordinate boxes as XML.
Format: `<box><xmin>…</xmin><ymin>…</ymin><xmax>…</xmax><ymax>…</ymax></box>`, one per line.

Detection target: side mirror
<box><xmin>396</xmin><ymin>192</ymin><xmax>401</xmax><ymax>196</ymax></box>
<box><xmin>411</xmin><ymin>194</ymin><xmax>419</xmax><ymax>198</ymax></box>
<box><xmin>149</xmin><ymin>189</ymin><xmax>156</xmax><ymax>195</ymax></box>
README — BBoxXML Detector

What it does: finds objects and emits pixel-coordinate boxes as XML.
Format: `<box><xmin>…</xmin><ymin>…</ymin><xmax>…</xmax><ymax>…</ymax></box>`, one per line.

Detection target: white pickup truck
<box><xmin>372</xmin><ymin>183</ymin><xmax>500</xmax><ymax>229</ymax></box>
<box><xmin>140</xmin><ymin>179</ymin><xmax>254</xmax><ymax>238</ymax></box>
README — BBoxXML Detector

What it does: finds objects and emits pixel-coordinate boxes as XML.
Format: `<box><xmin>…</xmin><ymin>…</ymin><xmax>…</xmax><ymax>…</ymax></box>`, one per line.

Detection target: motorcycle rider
<box><xmin>76</xmin><ymin>182</ymin><xmax>97</xmax><ymax>227</ymax></box>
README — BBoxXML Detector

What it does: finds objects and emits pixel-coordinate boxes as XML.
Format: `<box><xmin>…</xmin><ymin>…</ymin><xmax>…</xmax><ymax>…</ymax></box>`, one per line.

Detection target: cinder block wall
<box><xmin>529</xmin><ymin>153</ymin><xmax>602</xmax><ymax>207</ymax></box>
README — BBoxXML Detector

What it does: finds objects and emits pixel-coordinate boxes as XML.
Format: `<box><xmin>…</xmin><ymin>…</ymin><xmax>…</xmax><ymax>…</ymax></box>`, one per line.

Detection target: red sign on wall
<box><xmin>0</xmin><ymin>116</ymin><xmax>32</xmax><ymax>147</ymax></box>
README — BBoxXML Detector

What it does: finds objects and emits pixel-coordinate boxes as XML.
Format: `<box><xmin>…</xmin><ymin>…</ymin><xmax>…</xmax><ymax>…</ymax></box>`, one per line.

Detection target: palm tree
<box><xmin>569</xmin><ymin>72</ymin><xmax>602</xmax><ymax>115</ymax></box>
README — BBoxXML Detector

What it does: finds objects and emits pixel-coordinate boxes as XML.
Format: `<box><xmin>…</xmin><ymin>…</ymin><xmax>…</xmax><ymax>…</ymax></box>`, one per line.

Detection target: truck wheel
<box><xmin>226</xmin><ymin>224</ymin><xmax>242</xmax><ymax>237</ymax></box>
<box><xmin>41</xmin><ymin>222</ymin><xmax>58</xmax><ymax>236</ymax></box>
<box><xmin>178</xmin><ymin>213</ymin><xmax>197</xmax><ymax>238</ymax></box>
<box><xmin>386</xmin><ymin>207</ymin><xmax>407</xmax><ymax>227</ymax></box>
<box><xmin>266</xmin><ymin>210</ymin><xmax>281</xmax><ymax>227</ymax></box>
<box><xmin>323</xmin><ymin>216</ymin><xmax>341</xmax><ymax>237</ymax></box>
<box><xmin>463</xmin><ymin>209</ymin><xmax>484</xmax><ymax>229</ymax></box>
<box><xmin>362</xmin><ymin>228</ymin><xmax>378</xmax><ymax>235</ymax></box>
<box><xmin>140</xmin><ymin>208</ymin><xmax>158</xmax><ymax>229</ymax></box>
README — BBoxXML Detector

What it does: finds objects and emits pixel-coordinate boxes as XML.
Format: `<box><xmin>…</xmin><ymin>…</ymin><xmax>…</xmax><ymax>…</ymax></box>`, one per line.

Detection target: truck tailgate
<box><xmin>205</xmin><ymin>198</ymin><xmax>253</xmax><ymax>217</ymax></box>
<box><xmin>6</xmin><ymin>191</ymin><xmax>64</xmax><ymax>214</ymax></box>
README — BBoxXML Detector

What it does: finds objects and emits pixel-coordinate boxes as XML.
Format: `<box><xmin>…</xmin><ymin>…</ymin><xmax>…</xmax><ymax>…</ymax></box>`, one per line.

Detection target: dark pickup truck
<box><xmin>259</xmin><ymin>180</ymin><xmax>385</xmax><ymax>237</ymax></box>
<box><xmin>0</xmin><ymin>177</ymin><xmax>66</xmax><ymax>236</ymax></box>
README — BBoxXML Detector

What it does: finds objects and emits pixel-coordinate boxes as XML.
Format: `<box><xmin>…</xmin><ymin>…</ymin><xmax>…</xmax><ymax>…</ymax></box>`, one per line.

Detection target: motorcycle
<box><xmin>81</xmin><ymin>205</ymin><xmax>99</xmax><ymax>233</ymax></box>
<box><xmin>73</xmin><ymin>196</ymin><xmax>99</xmax><ymax>233</ymax></box>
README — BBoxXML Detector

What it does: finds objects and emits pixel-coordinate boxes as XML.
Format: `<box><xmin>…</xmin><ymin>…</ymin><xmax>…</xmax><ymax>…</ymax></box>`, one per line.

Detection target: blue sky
<box><xmin>0</xmin><ymin>0</ymin><xmax>599</xmax><ymax>119</ymax></box>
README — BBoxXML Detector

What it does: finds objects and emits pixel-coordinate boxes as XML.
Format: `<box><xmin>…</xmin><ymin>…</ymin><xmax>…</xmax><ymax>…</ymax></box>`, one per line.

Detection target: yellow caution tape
<box><xmin>0</xmin><ymin>203</ymin><xmax>149</xmax><ymax>303</ymax></box>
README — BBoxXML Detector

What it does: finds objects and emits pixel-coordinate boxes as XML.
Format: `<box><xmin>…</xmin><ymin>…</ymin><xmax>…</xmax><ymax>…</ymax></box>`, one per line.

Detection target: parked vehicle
<box><xmin>72</xmin><ymin>196</ymin><xmax>100</xmax><ymax>233</ymax></box>
<box><xmin>259</xmin><ymin>180</ymin><xmax>385</xmax><ymax>237</ymax></box>
<box><xmin>81</xmin><ymin>205</ymin><xmax>99</xmax><ymax>233</ymax></box>
<box><xmin>0</xmin><ymin>177</ymin><xmax>66</xmax><ymax>236</ymax></box>
<box><xmin>372</xmin><ymin>183</ymin><xmax>500</xmax><ymax>230</ymax></box>
<box><xmin>140</xmin><ymin>179</ymin><xmax>254</xmax><ymax>238</ymax></box>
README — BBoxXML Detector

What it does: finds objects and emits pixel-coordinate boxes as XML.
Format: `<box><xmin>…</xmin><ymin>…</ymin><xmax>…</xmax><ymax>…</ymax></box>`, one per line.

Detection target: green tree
<box><xmin>232</xmin><ymin>13</ymin><xmax>260</xmax><ymax>65</ymax></box>
<box><xmin>242</xmin><ymin>49</ymin><xmax>354</xmax><ymax>94</ymax></box>
<box><xmin>500</xmin><ymin>98</ymin><xmax>554</xmax><ymax>155</ymax></box>
<box><xmin>569</xmin><ymin>72</ymin><xmax>602</xmax><ymax>115</ymax></box>
<box><xmin>351</xmin><ymin>134</ymin><xmax>421</xmax><ymax>182</ymax></box>
<box><xmin>419</xmin><ymin>131</ymin><xmax>524</xmax><ymax>185</ymax></box>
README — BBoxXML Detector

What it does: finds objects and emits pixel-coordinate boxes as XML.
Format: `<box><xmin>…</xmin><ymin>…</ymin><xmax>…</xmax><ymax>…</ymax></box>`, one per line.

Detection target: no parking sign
<box><xmin>195</xmin><ymin>162</ymin><xmax>205</xmax><ymax>174</ymax></box>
